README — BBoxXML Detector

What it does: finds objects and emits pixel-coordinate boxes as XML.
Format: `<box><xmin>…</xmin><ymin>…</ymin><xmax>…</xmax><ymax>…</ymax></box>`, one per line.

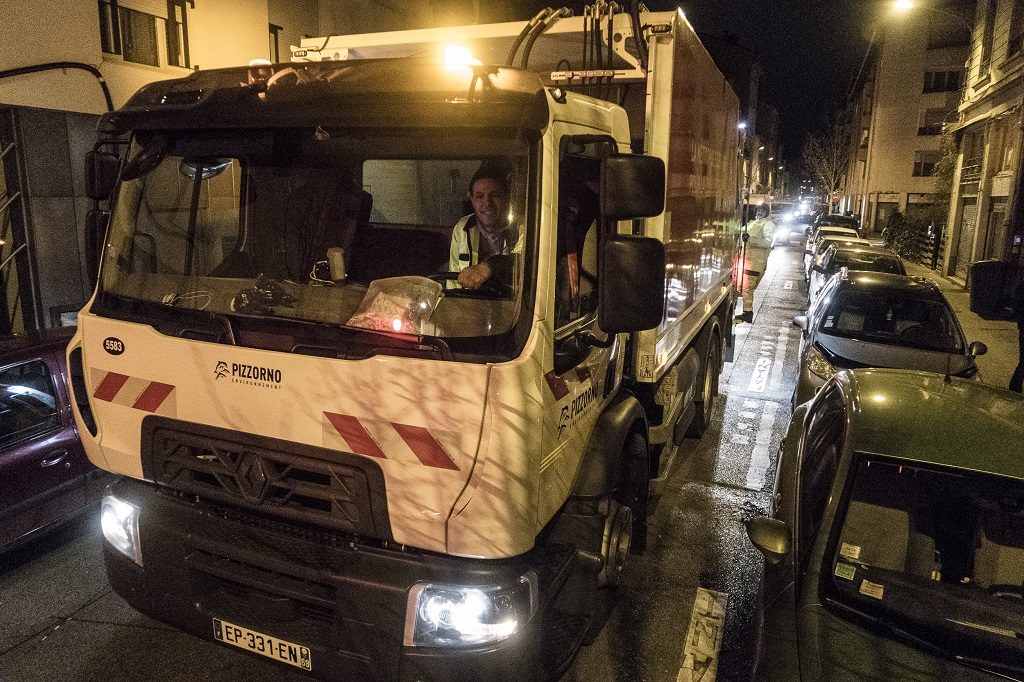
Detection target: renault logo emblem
<box><xmin>235</xmin><ymin>452</ymin><xmax>270</xmax><ymax>503</ymax></box>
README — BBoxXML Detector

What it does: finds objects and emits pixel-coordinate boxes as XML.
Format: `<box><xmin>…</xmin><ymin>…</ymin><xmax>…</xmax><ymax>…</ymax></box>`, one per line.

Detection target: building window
<box><xmin>269</xmin><ymin>23</ymin><xmax>282</xmax><ymax>62</ymax></box>
<box><xmin>913</xmin><ymin>151</ymin><xmax>941</xmax><ymax>177</ymax></box>
<box><xmin>979</xmin><ymin>0</ymin><xmax>997</xmax><ymax>75</ymax></box>
<box><xmin>1011</xmin><ymin>0</ymin><xmax>1024</xmax><ymax>56</ymax></box>
<box><xmin>98</xmin><ymin>0</ymin><xmax>192</xmax><ymax>69</ymax></box>
<box><xmin>923</xmin><ymin>69</ymin><xmax>964</xmax><ymax>93</ymax></box>
<box><xmin>918</xmin><ymin>108</ymin><xmax>949</xmax><ymax>136</ymax></box>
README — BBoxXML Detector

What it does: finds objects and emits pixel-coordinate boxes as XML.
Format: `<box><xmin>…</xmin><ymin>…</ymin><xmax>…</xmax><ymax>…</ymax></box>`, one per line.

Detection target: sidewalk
<box><xmin>903</xmin><ymin>260</ymin><xmax>1019</xmax><ymax>390</ymax></box>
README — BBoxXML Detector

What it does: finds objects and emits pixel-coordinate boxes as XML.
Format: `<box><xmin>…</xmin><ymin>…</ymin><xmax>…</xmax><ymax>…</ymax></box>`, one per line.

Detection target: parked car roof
<box><xmin>839</xmin><ymin>369</ymin><xmax>1024</xmax><ymax>479</ymax></box>
<box><xmin>839</xmin><ymin>271</ymin><xmax>940</xmax><ymax>296</ymax></box>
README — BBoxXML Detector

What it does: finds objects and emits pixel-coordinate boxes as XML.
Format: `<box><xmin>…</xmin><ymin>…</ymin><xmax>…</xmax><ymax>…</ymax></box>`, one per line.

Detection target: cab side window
<box><xmin>555</xmin><ymin>154</ymin><xmax>601</xmax><ymax>329</ymax></box>
<box><xmin>798</xmin><ymin>385</ymin><xmax>846</xmax><ymax>566</ymax></box>
<box><xmin>0</xmin><ymin>360</ymin><xmax>59</xmax><ymax>447</ymax></box>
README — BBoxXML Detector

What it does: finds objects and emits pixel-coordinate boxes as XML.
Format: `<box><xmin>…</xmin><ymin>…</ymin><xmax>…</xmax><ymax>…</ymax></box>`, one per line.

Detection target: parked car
<box><xmin>0</xmin><ymin>329</ymin><xmax>110</xmax><ymax>551</ymax></box>
<box><xmin>807</xmin><ymin>244</ymin><xmax>905</xmax><ymax>304</ymax></box>
<box><xmin>811</xmin><ymin>213</ymin><xmax>862</xmax><ymax>237</ymax></box>
<box><xmin>803</xmin><ymin>231</ymin><xmax>868</xmax><ymax>280</ymax></box>
<box><xmin>746</xmin><ymin>369</ymin><xmax>1024</xmax><ymax>681</ymax></box>
<box><xmin>792</xmin><ymin>272</ymin><xmax>985</xmax><ymax>406</ymax></box>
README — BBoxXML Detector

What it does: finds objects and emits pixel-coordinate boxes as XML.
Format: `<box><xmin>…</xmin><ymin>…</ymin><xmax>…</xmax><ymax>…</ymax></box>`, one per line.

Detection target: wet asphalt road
<box><xmin>0</xmin><ymin>244</ymin><xmax>806</xmax><ymax>682</ymax></box>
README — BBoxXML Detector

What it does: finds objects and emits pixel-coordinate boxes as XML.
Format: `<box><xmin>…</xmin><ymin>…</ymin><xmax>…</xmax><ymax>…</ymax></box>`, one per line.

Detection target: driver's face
<box><xmin>469</xmin><ymin>178</ymin><xmax>509</xmax><ymax>232</ymax></box>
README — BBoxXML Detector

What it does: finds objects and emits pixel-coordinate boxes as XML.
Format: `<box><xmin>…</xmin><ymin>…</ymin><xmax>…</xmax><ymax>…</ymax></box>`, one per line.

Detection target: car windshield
<box><xmin>818</xmin><ymin>288</ymin><xmax>964</xmax><ymax>352</ymax></box>
<box><xmin>829</xmin><ymin>251</ymin><xmax>904</xmax><ymax>275</ymax></box>
<box><xmin>101</xmin><ymin>130</ymin><xmax>533</xmax><ymax>359</ymax></box>
<box><xmin>826</xmin><ymin>456</ymin><xmax>1024</xmax><ymax>676</ymax></box>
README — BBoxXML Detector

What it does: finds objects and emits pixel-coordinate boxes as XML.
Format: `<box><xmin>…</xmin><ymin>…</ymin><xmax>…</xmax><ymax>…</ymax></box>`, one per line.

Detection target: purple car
<box><xmin>0</xmin><ymin>328</ymin><xmax>111</xmax><ymax>551</ymax></box>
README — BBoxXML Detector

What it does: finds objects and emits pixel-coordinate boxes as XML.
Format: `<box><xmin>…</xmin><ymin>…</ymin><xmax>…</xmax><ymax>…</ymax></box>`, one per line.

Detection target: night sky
<box><xmin>513</xmin><ymin>1</ymin><xmax>878</xmax><ymax>164</ymax></box>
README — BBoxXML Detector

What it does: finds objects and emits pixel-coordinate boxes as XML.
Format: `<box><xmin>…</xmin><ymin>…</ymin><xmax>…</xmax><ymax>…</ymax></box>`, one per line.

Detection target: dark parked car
<box><xmin>0</xmin><ymin>329</ymin><xmax>109</xmax><ymax>551</ymax></box>
<box><xmin>792</xmin><ymin>272</ymin><xmax>985</xmax><ymax>406</ymax></box>
<box><xmin>807</xmin><ymin>243</ymin><xmax>905</xmax><ymax>303</ymax></box>
<box><xmin>747</xmin><ymin>369</ymin><xmax>1024</xmax><ymax>681</ymax></box>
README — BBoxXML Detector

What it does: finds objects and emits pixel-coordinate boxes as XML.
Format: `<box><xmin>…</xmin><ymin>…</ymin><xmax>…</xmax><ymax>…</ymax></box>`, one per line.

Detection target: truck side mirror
<box><xmin>86</xmin><ymin>151</ymin><xmax>120</xmax><ymax>200</ymax></box>
<box><xmin>600</xmin><ymin>154</ymin><xmax>665</xmax><ymax>220</ymax></box>
<box><xmin>84</xmin><ymin>209</ymin><xmax>108</xmax><ymax>287</ymax></box>
<box><xmin>599</xmin><ymin>236</ymin><xmax>665</xmax><ymax>333</ymax></box>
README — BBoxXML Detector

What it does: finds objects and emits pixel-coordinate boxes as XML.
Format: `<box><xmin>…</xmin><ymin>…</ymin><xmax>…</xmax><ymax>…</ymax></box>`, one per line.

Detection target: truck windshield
<box><xmin>100</xmin><ymin>131</ymin><xmax>533</xmax><ymax>359</ymax></box>
<box><xmin>825</xmin><ymin>456</ymin><xmax>1024</xmax><ymax>677</ymax></box>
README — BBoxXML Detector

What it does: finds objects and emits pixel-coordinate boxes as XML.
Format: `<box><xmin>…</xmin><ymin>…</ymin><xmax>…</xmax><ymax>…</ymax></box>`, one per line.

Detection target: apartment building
<box><xmin>844</xmin><ymin>4</ymin><xmax>971</xmax><ymax>237</ymax></box>
<box><xmin>0</xmin><ymin>0</ymin><xmax>494</xmax><ymax>335</ymax></box>
<box><xmin>945</xmin><ymin>0</ymin><xmax>1024</xmax><ymax>280</ymax></box>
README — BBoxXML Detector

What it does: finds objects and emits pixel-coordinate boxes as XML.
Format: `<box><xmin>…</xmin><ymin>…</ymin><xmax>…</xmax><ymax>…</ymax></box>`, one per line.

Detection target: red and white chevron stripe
<box><xmin>91</xmin><ymin>370</ymin><xmax>176</xmax><ymax>416</ymax></box>
<box><xmin>323</xmin><ymin>412</ymin><xmax>460</xmax><ymax>471</ymax></box>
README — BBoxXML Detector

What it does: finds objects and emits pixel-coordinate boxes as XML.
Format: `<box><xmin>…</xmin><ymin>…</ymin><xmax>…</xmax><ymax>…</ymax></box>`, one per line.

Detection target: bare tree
<box><xmin>801</xmin><ymin>119</ymin><xmax>850</xmax><ymax>212</ymax></box>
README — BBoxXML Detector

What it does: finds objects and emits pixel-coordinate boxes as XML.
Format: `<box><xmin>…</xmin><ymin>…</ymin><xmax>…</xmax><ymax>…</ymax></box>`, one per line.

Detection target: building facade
<box><xmin>945</xmin><ymin>0</ymin><xmax>1024</xmax><ymax>280</ymax></box>
<box><xmin>844</xmin><ymin>4</ymin><xmax>971</xmax><ymax>237</ymax></box>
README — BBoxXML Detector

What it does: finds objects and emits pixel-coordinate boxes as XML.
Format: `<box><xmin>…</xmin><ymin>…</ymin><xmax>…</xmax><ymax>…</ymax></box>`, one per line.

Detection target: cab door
<box><xmin>538</xmin><ymin>130</ymin><xmax>620</xmax><ymax>519</ymax></box>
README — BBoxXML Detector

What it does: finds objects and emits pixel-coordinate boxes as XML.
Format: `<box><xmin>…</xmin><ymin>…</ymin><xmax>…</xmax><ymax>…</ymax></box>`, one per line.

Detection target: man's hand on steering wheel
<box><xmin>457</xmin><ymin>263</ymin><xmax>493</xmax><ymax>291</ymax></box>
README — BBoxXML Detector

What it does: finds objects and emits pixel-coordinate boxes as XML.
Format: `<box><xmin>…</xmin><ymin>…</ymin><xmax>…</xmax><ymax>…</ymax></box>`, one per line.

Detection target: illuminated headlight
<box><xmin>405</xmin><ymin>574</ymin><xmax>537</xmax><ymax>647</ymax></box>
<box><xmin>101</xmin><ymin>493</ymin><xmax>142</xmax><ymax>566</ymax></box>
<box><xmin>806</xmin><ymin>345</ymin><xmax>836</xmax><ymax>381</ymax></box>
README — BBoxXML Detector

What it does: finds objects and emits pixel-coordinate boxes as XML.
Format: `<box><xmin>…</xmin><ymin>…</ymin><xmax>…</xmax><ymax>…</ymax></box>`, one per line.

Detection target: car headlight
<box><xmin>806</xmin><ymin>345</ymin><xmax>836</xmax><ymax>381</ymax></box>
<box><xmin>101</xmin><ymin>493</ymin><xmax>143</xmax><ymax>566</ymax></box>
<box><xmin>405</xmin><ymin>574</ymin><xmax>537</xmax><ymax>647</ymax></box>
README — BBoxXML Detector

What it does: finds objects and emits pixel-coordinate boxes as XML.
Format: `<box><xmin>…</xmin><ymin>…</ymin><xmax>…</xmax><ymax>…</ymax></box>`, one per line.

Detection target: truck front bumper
<box><xmin>103</xmin><ymin>478</ymin><xmax>587</xmax><ymax>681</ymax></box>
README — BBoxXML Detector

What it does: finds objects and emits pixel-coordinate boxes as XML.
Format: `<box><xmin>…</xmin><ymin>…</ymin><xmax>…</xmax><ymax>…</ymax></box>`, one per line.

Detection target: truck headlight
<box><xmin>101</xmin><ymin>493</ymin><xmax>143</xmax><ymax>566</ymax></box>
<box><xmin>806</xmin><ymin>345</ymin><xmax>836</xmax><ymax>381</ymax></box>
<box><xmin>404</xmin><ymin>573</ymin><xmax>537</xmax><ymax>647</ymax></box>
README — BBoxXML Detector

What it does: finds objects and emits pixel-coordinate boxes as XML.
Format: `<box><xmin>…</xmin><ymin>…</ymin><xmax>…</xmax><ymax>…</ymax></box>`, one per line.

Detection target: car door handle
<box><xmin>40</xmin><ymin>449</ymin><xmax>70</xmax><ymax>467</ymax></box>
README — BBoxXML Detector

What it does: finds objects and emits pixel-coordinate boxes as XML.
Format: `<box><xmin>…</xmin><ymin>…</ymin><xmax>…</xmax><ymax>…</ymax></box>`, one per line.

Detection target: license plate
<box><xmin>212</xmin><ymin>617</ymin><xmax>312</xmax><ymax>671</ymax></box>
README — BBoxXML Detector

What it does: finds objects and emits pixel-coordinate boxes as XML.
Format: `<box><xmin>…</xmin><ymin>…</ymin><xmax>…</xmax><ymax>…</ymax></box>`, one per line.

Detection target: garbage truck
<box><xmin>72</xmin><ymin>4</ymin><xmax>741</xmax><ymax>679</ymax></box>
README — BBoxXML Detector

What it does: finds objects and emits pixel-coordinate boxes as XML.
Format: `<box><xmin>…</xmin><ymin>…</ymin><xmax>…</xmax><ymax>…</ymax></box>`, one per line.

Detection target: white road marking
<box><xmin>676</xmin><ymin>588</ymin><xmax>729</xmax><ymax>682</ymax></box>
<box><xmin>768</xmin><ymin>327</ymin><xmax>792</xmax><ymax>391</ymax></box>
<box><xmin>739</xmin><ymin>410</ymin><xmax>757</xmax><ymax>419</ymax></box>
<box><xmin>745</xmin><ymin>401</ymin><xmax>779</xmax><ymax>489</ymax></box>
<box><xmin>748</xmin><ymin>357</ymin><xmax>771</xmax><ymax>392</ymax></box>
<box><xmin>783</xmin><ymin>280</ymin><xmax>793</xmax><ymax>290</ymax></box>
<box><xmin>743</xmin><ymin>399</ymin><xmax>760</xmax><ymax>409</ymax></box>
<box><xmin>730</xmin><ymin>434</ymin><xmax>750</xmax><ymax>445</ymax></box>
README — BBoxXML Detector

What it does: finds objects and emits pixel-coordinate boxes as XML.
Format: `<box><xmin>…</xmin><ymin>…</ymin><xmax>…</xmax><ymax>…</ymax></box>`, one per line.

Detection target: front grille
<box><xmin>142</xmin><ymin>416</ymin><xmax>391</xmax><ymax>539</ymax></box>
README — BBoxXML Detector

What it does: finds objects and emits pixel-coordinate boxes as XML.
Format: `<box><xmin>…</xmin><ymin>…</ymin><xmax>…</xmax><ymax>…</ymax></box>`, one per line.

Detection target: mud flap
<box><xmin>725</xmin><ymin>326</ymin><xmax>736</xmax><ymax>363</ymax></box>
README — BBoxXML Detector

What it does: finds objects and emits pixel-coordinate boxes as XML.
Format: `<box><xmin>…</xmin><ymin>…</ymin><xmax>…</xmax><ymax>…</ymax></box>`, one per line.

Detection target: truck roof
<box><xmin>99</xmin><ymin>58</ymin><xmax>550</xmax><ymax>134</ymax></box>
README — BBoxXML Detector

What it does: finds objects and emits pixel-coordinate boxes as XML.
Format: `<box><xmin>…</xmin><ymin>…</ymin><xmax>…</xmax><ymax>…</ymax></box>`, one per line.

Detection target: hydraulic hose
<box><xmin>521</xmin><ymin>7</ymin><xmax>573</xmax><ymax>69</ymax></box>
<box><xmin>507</xmin><ymin>8</ymin><xmax>551</xmax><ymax>66</ymax></box>
<box><xmin>629</xmin><ymin>1</ymin><xmax>649</xmax><ymax>72</ymax></box>
<box><xmin>0</xmin><ymin>61</ymin><xmax>114</xmax><ymax>112</ymax></box>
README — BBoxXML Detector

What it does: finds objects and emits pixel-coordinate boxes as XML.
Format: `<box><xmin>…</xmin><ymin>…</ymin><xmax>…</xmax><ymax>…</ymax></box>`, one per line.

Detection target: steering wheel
<box><xmin>429</xmin><ymin>272</ymin><xmax>510</xmax><ymax>298</ymax></box>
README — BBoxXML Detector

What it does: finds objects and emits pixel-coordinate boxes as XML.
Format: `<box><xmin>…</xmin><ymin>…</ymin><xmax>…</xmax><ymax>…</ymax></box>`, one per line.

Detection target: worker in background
<box><xmin>737</xmin><ymin>204</ymin><xmax>775</xmax><ymax>323</ymax></box>
<box><xmin>449</xmin><ymin>165</ymin><xmax>522</xmax><ymax>291</ymax></box>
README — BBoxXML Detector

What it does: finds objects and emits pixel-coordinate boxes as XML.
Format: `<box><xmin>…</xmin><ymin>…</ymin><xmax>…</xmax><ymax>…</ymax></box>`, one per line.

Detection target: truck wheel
<box><xmin>617</xmin><ymin>434</ymin><xmax>649</xmax><ymax>553</ymax></box>
<box><xmin>686</xmin><ymin>333</ymin><xmax>720</xmax><ymax>438</ymax></box>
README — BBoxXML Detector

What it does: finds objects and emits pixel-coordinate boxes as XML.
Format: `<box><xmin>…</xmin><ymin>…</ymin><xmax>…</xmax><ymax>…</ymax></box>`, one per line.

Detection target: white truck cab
<box><xmin>72</xmin><ymin>6</ymin><xmax>740</xmax><ymax>680</ymax></box>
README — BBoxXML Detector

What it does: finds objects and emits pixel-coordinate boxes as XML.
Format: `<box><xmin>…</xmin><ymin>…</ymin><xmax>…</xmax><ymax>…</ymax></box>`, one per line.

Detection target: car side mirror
<box><xmin>745</xmin><ymin>517</ymin><xmax>791</xmax><ymax>565</ymax></box>
<box><xmin>600</xmin><ymin>154</ymin><xmax>665</xmax><ymax>220</ymax></box>
<box><xmin>793</xmin><ymin>314</ymin><xmax>808</xmax><ymax>331</ymax></box>
<box><xmin>599</xmin><ymin>236</ymin><xmax>666</xmax><ymax>333</ymax></box>
<box><xmin>86</xmin><ymin>151</ymin><xmax>120</xmax><ymax>200</ymax></box>
<box><xmin>968</xmin><ymin>340</ymin><xmax>988</xmax><ymax>357</ymax></box>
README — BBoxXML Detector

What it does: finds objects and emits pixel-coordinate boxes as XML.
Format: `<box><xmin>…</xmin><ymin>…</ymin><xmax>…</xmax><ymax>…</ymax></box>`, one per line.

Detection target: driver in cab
<box><xmin>448</xmin><ymin>165</ymin><xmax>522</xmax><ymax>291</ymax></box>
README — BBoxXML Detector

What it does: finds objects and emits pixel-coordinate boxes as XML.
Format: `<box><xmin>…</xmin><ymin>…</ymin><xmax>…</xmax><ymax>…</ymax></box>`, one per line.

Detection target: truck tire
<box><xmin>614</xmin><ymin>433</ymin><xmax>649</xmax><ymax>556</ymax></box>
<box><xmin>686</xmin><ymin>332</ymin><xmax>720</xmax><ymax>438</ymax></box>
